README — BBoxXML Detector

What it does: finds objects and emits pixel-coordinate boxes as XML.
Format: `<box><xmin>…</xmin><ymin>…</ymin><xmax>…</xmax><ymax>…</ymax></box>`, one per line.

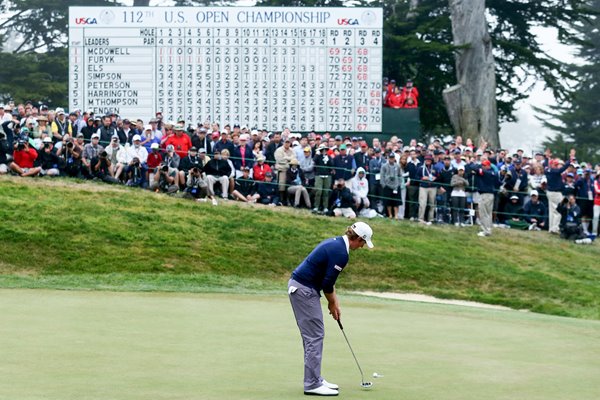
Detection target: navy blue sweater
<box><xmin>545</xmin><ymin>162</ymin><xmax>570</xmax><ymax>191</ymax></box>
<box><xmin>476</xmin><ymin>168</ymin><xmax>499</xmax><ymax>194</ymax></box>
<box><xmin>292</xmin><ymin>236</ymin><xmax>349</xmax><ymax>294</ymax></box>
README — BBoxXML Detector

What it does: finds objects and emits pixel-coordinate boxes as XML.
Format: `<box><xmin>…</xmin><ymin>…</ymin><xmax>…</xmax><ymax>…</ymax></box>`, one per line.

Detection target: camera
<box><xmin>17</xmin><ymin>141</ymin><xmax>26</xmax><ymax>151</ymax></box>
<box><xmin>191</xmin><ymin>167</ymin><xmax>200</xmax><ymax>175</ymax></box>
<box><xmin>66</xmin><ymin>142</ymin><xmax>74</xmax><ymax>149</ymax></box>
<box><xmin>100</xmin><ymin>151</ymin><xmax>108</xmax><ymax>158</ymax></box>
<box><xmin>44</xmin><ymin>143</ymin><xmax>52</xmax><ymax>149</ymax></box>
<box><xmin>161</xmin><ymin>165</ymin><xmax>169</xmax><ymax>172</ymax></box>
<box><xmin>336</xmin><ymin>183</ymin><xmax>343</xmax><ymax>189</ymax></box>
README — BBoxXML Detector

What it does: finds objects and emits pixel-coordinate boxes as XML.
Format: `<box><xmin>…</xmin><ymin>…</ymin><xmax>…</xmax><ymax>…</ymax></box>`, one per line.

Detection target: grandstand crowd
<box><xmin>1</xmin><ymin>101</ymin><xmax>599</xmax><ymax>242</ymax></box>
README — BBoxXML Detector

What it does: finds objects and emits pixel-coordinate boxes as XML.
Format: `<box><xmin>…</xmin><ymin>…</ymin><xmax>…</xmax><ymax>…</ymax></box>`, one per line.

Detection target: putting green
<box><xmin>0</xmin><ymin>289</ymin><xmax>599</xmax><ymax>400</ymax></box>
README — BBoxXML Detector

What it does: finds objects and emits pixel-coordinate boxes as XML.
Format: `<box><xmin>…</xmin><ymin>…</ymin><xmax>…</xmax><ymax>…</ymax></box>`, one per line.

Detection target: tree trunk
<box><xmin>443</xmin><ymin>0</ymin><xmax>499</xmax><ymax>148</ymax></box>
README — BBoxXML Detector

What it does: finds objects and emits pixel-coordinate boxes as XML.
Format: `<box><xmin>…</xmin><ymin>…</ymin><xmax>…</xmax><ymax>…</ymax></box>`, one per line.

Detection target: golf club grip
<box><xmin>337</xmin><ymin>319</ymin><xmax>343</xmax><ymax>330</ymax></box>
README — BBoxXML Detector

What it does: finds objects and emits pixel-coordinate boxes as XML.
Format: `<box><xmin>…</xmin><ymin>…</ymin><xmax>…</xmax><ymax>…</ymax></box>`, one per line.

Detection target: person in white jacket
<box><xmin>351</xmin><ymin>167</ymin><xmax>370</xmax><ymax>210</ymax></box>
<box><xmin>105</xmin><ymin>135</ymin><xmax>127</xmax><ymax>180</ymax></box>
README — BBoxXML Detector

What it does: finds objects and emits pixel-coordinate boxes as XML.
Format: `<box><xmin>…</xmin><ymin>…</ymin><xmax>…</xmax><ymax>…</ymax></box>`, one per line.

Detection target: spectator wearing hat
<box><xmin>91</xmin><ymin>148</ymin><xmax>120</xmax><ymax>184</ymax></box>
<box><xmin>450</xmin><ymin>166</ymin><xmax>469</xmax><ymax>225</ymax></box>
<box><xmin>232</xmin><ymin>133</ymin><xmax>255</xmax><ymax>175</ymax></box>
<box><xmin>80</xmin><ymin>116</ymin><xmax>97</xmax><ymax>141</ymax></box>
<box><xmin>163</xmin><ymin>144</ymin><xmax>181</xmax><ymax>172</ymax></box>
<box><xmin>313</xmin><ymin>144</ymin><xmax>334</xmax><ymax>214</ymax></box>
<box><xmin>329</xmin><ymin>178</ymin><xmax>356</xmax><ymax>218</ymax></box>
<box><xmin>192</xmin><ymin>127</ymin><xmax>210</xmax><ymax>153</ymax></box>
<box><xmin>475</xmin><ymin>159</ymin><xmax>498</xmax><ymax>237</ymax></box>
<box><xmin>406</xmin><ymin>149</ymin><xmax>422</xmax><ymax>221</ymax></box>
<box><xmin>232</xmin><ymin>166</ymin><xmax>260</xmax><ymax>203</ymax></box>
<box><xmin>575</xmin><ymin>169</ymin><xmax>594</xmax><ymax>235</ymax></box>
<box><xmin>146</xmin><ymin>142</ymin><xmax>163</xmax><ymax>183</ymax></box>
<box><xmin>34</xmin><ymin>137</ymin><xmax>61</xmax><ymax>177</ymax></box>
<box><xmin>140</xmin><ymin>125</ymin><xmax>161</xmax><ymax>153</ymax></box>
<box><xmin>178</xmin><ymin>147</ymin><xmax>203</xmax><ymax>187</ymax></box>
<box><xmin>562</xmin><ymin>173</ymin><xmax>577</xmax><ymax>198</ymax></box>
<box><xmin>51</xmin><ymin>108</ymin><xmax>73</xmax><ymax>144</ymax></box>
<box><xmin>149</xmin><ymin>118</ymin><xmax>163</xmax><ymax>139</ymax></box>
<box><xmin>332</xmin><ymin>144</ymin><xmax>356</xmax><ymax>182</ymax></box>
<box><xmin>204</xmin><ymin>150</ymin><xmax>232</xmax><ymax>200</ymax></box>
<box><xmin>124</xmin><ymin>134</ymin><xmax>148</xmax><ymax>186</ymax></box>
<box><xmin>257</xmin><ymin>171</ymin><xmax>280</xmax><ymax>206</ymax></box>
<box><xmin>96</xmin><ymin>115</ymin><xmax>118</xmax><ymax>146</ymax></box>
<box><xmin>183</xmin><ymin>165</ymin><xmax>208</xmax><ymax>201</ymax></box>
<box><xmin>287</xmin><ymin>159</ymin><xmax>311</xmax><ymax>208</ymax></box>
<box><xmin>381</xmin><ymin>152</ymin><xmax>403</xmax><ymax>219</ymax></box>
<box><xmin>401</xmin><ymin>79</ymin><xmax>419</xmax><ymax>104</ymax></box>
<box><xmin>34</xmin><ymin>116</ymin><xmax>51</xmax><ymax>140</ymax></box>
<box><xmin>164</xmin><ymin>124</ymin><xmax>192</xmax><ymax>159</ymax></box>
<box><xmin>557</xmin><ymin>194</ymin><xmax>585</xmax><ymax>240</ymax></box>
<box><xmin>299</xmin><ymin>146</ymin><xmax>315</xmax><ymax>189</ymax></box>
<box><xmin>82</xmin><ymin>133</ymin><xmax>105</xmax><ymax>178</ymax></box>
<box><xmin>104</xmin><ymin>135</ymin><xmax>127</xmax><ymax>180</ymax></box>
<box><xmin>213</xmin><ymin>130</ymin><xmax>234</xmax><ymax>156</ymax></box>
<box><xmin>523</xmin><ymin>190</ymin><xmax>547</xmax><ymax>231</ymax></box>
<box><xmin>354</xmin><ymin>142</ymin><xmax>370</xmax><ymax>172</ymax></box>
<box><xmin>503</xmin><ymin>195</ymin><xmax>528</xmax><ymax>229</ymax></box>
<box><xmin>208</xmin><ymin>131</ymin><xmax>220</xmax><ymax>154</ymax></box>
<box><xmin>545</xmin><ymin>156</ymin><xmax>572</xmax><ymax>234</ymax></box>
<box><xmin>416</xmin><ymin>155</ymin><xmax>438</xmax><ymax>224</ymax></box>
<box><xmin>368</xmin><ymin>147</ymin><xmax>384</xmax><ymax>213</ymax></box>
<box><xmin>274</xmin><ymin>137</ymin><xmax>296</xmax><ymax>205</ymax></box>
<box><xmin>253</xmin><ymin>154</ymin><xmax>272</xmax><ymax>182</ymax></box>
<box><xmin>351</xmin><ymin>167</ymin><xmax>370</xmax><ymax>211</ymax></box>
<box><xmin>150</xmin><ymin>162</ymin><xmax>179</xmax><ymax>194</ymax></box>
<box><xmin>506</xmin><ymin>159</ymin><xmax>529</xmax><ymax>200</ymax></box>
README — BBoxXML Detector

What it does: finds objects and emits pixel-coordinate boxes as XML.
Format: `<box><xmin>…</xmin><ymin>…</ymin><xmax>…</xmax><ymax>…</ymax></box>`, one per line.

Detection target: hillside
<box><xmin>1</xmin><ymin>176</ymin><xmax>599</xmax><ymax>319</ymax></box>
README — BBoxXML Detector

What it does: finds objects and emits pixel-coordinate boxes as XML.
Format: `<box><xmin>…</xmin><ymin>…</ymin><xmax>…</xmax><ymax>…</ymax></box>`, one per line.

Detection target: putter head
<box><xmin>361</xmin><ymin>381</ymin><xmax>373</xmax><ymax>389</ymax></box>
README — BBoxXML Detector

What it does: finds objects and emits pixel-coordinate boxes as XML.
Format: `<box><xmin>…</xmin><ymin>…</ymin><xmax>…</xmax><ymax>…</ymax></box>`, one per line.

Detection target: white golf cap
<box><xmin>91</xmin><ymin>133</ymin><xmax>100</xmax><ymax>139</ymax></box>
<box><xmin>350</xmin><ymin>222</ymin><xmax>374</xmax><ymax>248</ymax></box>
<box><xmin>132</xmin><ymin>134</ymin><xmax>141</xmax><ymax>141</ymax></box>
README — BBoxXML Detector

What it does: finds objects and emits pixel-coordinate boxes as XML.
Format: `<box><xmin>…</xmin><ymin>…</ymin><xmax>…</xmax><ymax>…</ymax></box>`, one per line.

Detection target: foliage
<box><xmin>0</xmin><ymin>48</ymin><xmax>68</xmax><ymax>106</ymax></box>
<box><xmin>1</xmin><ymin>177</ymin><xmax>599</xmax><ymax>319</ymax></box>
<box><xmin>539</xmin><ymin>0</ymin><xmax>600</xmax><ymax>165</ymax></box>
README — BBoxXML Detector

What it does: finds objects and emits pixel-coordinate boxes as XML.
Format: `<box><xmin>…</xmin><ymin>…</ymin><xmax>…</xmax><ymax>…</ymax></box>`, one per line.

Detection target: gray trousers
<box><xmin>480</xmin><ymin>193</ymin><xmax>494</xmax><ymax>235</ymax></box>
<box><xmin>288</xmin><ymin>278</ymin><xmax>324</xmax><ymax>391</ymax></box>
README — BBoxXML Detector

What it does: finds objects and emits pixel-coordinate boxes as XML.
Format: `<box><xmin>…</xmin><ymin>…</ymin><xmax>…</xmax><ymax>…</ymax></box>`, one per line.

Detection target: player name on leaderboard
<box><xmin>69</xmin><ymin>7</ymin><xmax>383</xmax><ymax>133</ymax></box>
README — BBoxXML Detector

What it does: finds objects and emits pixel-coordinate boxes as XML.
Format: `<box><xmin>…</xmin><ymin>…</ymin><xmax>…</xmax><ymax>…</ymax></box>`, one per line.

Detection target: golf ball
<box><xmin>372</xmin><ymin>372</ymin><xmax>382</xmax><ymax>378</ymax></box>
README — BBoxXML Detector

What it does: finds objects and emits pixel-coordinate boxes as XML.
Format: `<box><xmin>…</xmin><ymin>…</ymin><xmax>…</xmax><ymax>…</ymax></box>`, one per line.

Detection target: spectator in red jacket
<box><xmin>384</xmin><ymin>79</ymin><xmax>397</xmax><ymax>106</ymax></box>
<box><xmin>163</xmin><ymin>124</ymin><xmax>192</xmax><ymax>158</ymax></box>
<box><xmin>386</xmin><ymin>86</ymin><xmax>404</xmax><ymax>108</ymax></box>
<box><xmin>253</xmin><ymin>154</ymin><xmax>272</xmax><ymax>182</ymax></box>
<box><xmin>401</xmin><ymin>79</ymin><xmax>419</xmax><ymax>102</ymax></box>
<box><xmin>402</xmin><ymin>96</ymin><xmax>418</xmax><ymax>108</ymax></box>
<box><xmin>10</xmin><ymin>140</ymin><xmax>42</xmax><ymax>177</ymax></box>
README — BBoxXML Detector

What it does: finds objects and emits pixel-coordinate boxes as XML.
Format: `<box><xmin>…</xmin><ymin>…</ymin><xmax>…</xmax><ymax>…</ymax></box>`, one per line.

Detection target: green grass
<box><xmin>1</xmin><ymin>289</ymin><xmax>599</xmax><ymax>400</ymax></box>
<box><xmin>1</xmin><ymin>176</ymin><xmax>600</xmax><ymax>319</ymax></box>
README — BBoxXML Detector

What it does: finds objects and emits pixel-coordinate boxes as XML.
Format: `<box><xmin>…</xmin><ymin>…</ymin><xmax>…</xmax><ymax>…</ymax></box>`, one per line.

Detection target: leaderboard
<box><xmin>69</xmin><ymin>7</ymin><xmax>383</xmax><ymax>132</ymax></box>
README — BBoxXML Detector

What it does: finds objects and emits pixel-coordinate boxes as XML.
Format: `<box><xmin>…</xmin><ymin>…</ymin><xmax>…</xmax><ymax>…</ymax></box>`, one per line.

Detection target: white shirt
<box><xmin>342</xmin><ymin>235</ymin><xmax>350</xmax><ymax>255</ymax></box>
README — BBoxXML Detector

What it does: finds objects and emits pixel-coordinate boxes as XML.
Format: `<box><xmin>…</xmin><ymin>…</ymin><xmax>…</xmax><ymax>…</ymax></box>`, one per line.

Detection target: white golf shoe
<box><xmin>321</xmin><ymin>379</ymin><xmax>339</xmax><ymax>390</ymax></box>
<box><xmin>304</xmin><ymin>385</ymin><xmax>339</xmax><ymax>396</ymax></box>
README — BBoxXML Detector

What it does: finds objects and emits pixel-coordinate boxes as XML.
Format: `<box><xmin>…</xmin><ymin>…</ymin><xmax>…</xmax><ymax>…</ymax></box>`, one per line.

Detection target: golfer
<box><xmin>288</xmin><ymin>222</ymin><xmax>374</xmax><ymax>396</ymax></box>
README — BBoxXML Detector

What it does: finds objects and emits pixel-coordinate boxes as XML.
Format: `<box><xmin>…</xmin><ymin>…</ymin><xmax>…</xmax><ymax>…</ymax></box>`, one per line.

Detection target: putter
<box><xmin>337</xmin><ymin>319</ymin><xmax>373</xmax><ymax>389</ymax></box>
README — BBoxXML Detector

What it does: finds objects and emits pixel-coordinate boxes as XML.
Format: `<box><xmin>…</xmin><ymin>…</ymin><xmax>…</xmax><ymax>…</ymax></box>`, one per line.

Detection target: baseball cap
<box><xmin>189</xmin><ymin>146</ymin><xmax>197</xmax><ymax>152</ymax></box>
<box><xmin>304</xmin><ymin>146</ymin><xmax>311</xmax><ymax>152</ymax></box>
<box><xmin>166</xmin><ymin>144</ymin><xmax>175</xmax><ymax>152</ymax></box>
<box><xmin>339</xmin><ymin>144</ymin><xmax>347</xmax><ymax>150</ymax></box>
<box><xmin>144</xmin><ymin>124</ymin><xmax>152</xmax><ymax>131</ymax></box>
<box><xmin>42</xmin><ymin>136</ymin><xmax>52</xmax><ymax>143</ymax></box>
<box><xmin>91</xmin><ymin>133</ymin><xmax>100</xmax><ymax>139</ymax></box>
<box><xmin>199</xmin><ymin>148</ymin><xmax>206</xmax><ymax>153</ymax></box>
<box><xmin>132</xmin><ymin>134</ymin><xmax>141</xmax><ymax>141</ymax></box>
<box><xmin>151</xmin><ymin>143</ymin><xmax>160</xmax><ymax>149</ymax></box>
<box><xmin>510</xmin><ymin>195</ymin><xmax>519</xmax><ymax>200</ymax></box>
<box><xmin>76</xmin><ymin>132</ymin><xmax>84</xmax><ymax>138</ymax></box>
<box><xmin>481</xmin><ymin>160</ymin><xmax>491</xmax><ymax>166</ymax></box>
<box><xmin>350</xmin><ymin>222</ymin><xmax>374</xmax><ymax>249</ymax></box>
<box><xmin>531</xmin><ymin>190</ymin><xmax>539</xmax><ymax>197</ymax></box>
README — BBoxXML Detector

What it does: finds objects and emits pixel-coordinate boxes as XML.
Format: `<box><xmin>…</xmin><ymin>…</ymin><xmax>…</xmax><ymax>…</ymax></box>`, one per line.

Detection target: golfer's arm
<box><xmin>324</xmin><ymin>289</ymin><xmax>341</xmax><ymax>320</ymax></box>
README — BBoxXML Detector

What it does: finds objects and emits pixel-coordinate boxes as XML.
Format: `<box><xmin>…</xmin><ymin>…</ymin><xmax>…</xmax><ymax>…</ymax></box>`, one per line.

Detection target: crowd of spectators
<box><xmin>383</xmin><ymin>78</ymin><xmax>419</xmax><ymax>109</ymax></box>
<box><xmin>1</xmin><ymin>101</ymin><xmax>599</xmax><ymax>243</ymax></box>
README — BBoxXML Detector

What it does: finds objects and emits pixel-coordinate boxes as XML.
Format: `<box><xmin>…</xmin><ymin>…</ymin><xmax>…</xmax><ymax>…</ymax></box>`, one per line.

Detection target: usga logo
<box><xmin>337</xmin><ymin>18</ymin><xmax>359</xmax><ymax>25</ymax></box>
<box><xmin>75</xmin><ymin>17</ymin><xmax>97</xmax><ymax>25</ymax></box>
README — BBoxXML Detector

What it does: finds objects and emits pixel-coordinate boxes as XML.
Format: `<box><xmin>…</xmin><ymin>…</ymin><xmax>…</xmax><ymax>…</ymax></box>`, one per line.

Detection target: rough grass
<box><xmin>1</xmin><ymin>176</ymin><xmax>599</xmax><ymax>319</ymax></box>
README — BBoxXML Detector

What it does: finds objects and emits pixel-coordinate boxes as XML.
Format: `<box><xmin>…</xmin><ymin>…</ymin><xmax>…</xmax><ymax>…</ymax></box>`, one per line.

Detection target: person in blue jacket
<box><xmin>288</xmin><ymin>222</ymin><xmax>374</xmax><ymax>397</ymax></box>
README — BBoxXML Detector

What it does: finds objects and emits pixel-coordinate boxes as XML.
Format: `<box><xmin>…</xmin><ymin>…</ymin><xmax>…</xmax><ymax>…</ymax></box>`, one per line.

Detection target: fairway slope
<box><xmin>1</xmin><ymin>177</ymin><xmax>599</xmax><ymax>319</ymax></box>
